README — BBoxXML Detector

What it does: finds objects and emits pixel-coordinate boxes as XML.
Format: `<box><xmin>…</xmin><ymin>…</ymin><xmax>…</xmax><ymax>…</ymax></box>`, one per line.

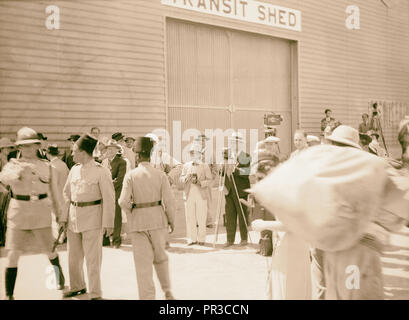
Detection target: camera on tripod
<box><xmin>372</xmin><ymin>103</ymin><xmax>379</xmax><ymax>117</ymax></box>
<box><xmin>222</xmin><ymin>147</ymin><xmax>231</xmax><ymax>161</ymax></box>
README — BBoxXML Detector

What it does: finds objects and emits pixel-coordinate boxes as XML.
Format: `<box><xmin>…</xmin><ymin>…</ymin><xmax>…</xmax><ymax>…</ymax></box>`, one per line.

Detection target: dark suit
<box><xmin>224</xmin><ymin>152</ymin><xmax>251</xmax><ymax>244</ymax></box>
<box><xmin>62</xmin><ymin>149</ymin><xmax>76</xmax><ymax>170</ymax></box>
<box><xmin>109</xmin><ymin>154</ymin><xmax>127</xmax><ymax>246</ymax></box>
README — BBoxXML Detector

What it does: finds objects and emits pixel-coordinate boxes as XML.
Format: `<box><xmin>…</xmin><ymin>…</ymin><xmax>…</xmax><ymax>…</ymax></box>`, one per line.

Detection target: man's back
<box><xmin>119</xmin><ymin>162</ymin><xmax>176</xmax><ymax>232</ymax></box>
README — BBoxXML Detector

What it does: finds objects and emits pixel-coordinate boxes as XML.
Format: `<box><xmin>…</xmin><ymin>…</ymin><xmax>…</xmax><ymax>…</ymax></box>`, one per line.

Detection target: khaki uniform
<box><xmin>118</xmin><ymin>162</ymin><xmax>176</xmax><ymax>299</ymax></box>
<box><xmin>61</xmin><ymin>160</ymin><xmax>115</xmax><ymax>298</ymax></box>
<box><xmin>0</xmin><ymin>158</ymin><xmax>61</xmax><ymax>252</ymax></box>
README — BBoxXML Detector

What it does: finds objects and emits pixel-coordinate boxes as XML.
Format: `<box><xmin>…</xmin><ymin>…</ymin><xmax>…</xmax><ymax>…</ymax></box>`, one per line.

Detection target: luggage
<box><xmin>251</xmin><ymin>145</ymin><xmax>390</xmax><ymax>252</ymax></box>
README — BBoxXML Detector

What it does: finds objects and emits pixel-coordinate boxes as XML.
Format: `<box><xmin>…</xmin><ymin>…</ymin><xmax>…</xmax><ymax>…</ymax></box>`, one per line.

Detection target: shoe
<box><xmin>165</xmin><ymin>291</ymin><xmax>175</xmax><ymax>300</ymax></box>
<box><xmin>4</xmin><ymin>296</ymin><xmax>14</xmax><ymax>300</ymax></box>
<box><xmin>239</xmin><ymin>240</ymin><xmax>248</xmax><ymax>246</ymax></box>
<box><xmin>206</xmin><ymin>224</ymin><xmax>214</xmax><ymax>228</ymax></box>
<box><xmin>198</xmin><ymin>242</ymin><xmax>205</xmax><ymax>246</ymax></box>
<box><xmin>223</xmin><ymin>242</ymin><xmax>234</xmax><ymax>248</ymax></box>
<box><xmin>63</xmin><ymin>288</ymin><xmax>87</xmax><ymax>298</ymax></box>
<box><xmin>91</xmin><ymin>297</ymin><xmax>103</xmax><ymax>300</ymax></box>
<box><xmin>187</xmin><ymin>242</ymin><xmax>197</xmax><ymax>246</ymax></box>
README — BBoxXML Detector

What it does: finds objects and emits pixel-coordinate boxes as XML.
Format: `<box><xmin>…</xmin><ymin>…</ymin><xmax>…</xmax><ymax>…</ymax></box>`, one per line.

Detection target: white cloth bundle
<box><xmin>251</xmin><ymin>145</ymin><xmax>390</xmax><ymax>252</ymax></box>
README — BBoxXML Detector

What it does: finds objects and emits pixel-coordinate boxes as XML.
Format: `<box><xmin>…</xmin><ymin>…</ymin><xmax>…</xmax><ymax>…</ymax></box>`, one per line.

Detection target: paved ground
<box><xmin>0</xmin><ymin>188</ymin><xmax>408</xmax><ymax>300</ymax></box>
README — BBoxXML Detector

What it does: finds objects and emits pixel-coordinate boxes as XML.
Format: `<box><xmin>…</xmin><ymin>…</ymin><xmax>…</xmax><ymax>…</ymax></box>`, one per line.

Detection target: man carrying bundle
<box><xmin>252</xmin><ymin>125</ymin><xmax>409</xmax><ymax>300</ymax></box>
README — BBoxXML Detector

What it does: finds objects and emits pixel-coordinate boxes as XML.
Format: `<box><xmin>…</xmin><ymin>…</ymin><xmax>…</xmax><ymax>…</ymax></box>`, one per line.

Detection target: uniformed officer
<box><xmin>61</xmin><ymin>134</ymin><xmax>115</xmax><ymax>300</ymax></box>
<box><xmin>118</xmin><ymin>137</ymin><xmax>176</xmax><ymax>300</ymax></box>
<box><xmin>0</xmin><ymin>127</ymin><xmax>65</xmax><ymax>300</ymax></box>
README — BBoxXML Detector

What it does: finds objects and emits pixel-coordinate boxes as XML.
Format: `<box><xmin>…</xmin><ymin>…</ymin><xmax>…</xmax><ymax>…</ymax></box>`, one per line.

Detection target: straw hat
<box><xmin>145</xmin><ymin>133</ymin><xmax>159</xmax><ymax>144</ymax></box>
<box><xmin>326</xmin><ymin>125</ymin><xmax>361</xmax><ymax>149</ymax></box>
<box><xmin>15</xmin><ymin>127</ymin><xmax>42</xmax><ymax>145</ymax></box>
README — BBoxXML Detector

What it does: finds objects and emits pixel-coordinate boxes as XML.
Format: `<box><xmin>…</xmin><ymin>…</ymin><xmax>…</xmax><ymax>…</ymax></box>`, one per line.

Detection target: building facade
<box><xmin>0</xmin><ymin>0</ymin><xmax>408</xmax><ymax>159</ymax></box>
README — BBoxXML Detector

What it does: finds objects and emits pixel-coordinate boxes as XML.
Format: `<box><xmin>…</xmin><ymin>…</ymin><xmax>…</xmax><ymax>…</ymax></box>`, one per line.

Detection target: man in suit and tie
<box><xmin>62</xmin><ymin>135</ymin><xmax>80</xmax><ymax>170</ymax></box>
<box><xmin>180</xmin><ymin>143</ymin><xmax>213</xmax><ymax>246</ymax></box>
<box><xmin>101</xmin><ymin>140</ymin><xmax>127</xmax><ymax>248</ymax></box>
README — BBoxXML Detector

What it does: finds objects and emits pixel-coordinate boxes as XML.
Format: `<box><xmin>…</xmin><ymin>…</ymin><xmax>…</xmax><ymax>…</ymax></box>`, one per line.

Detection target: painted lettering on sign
<box><xmin>162</xmin><ymin>0</ymin><xmax>301</xmax><ymax>32</ymax></box>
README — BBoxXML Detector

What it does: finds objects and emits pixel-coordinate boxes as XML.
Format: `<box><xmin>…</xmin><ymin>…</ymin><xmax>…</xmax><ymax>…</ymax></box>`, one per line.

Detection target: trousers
<box><xmin>129</xmin><ymin>228</ymin><xmax>171</xmax><ymax>300</ymax></box>
<box><xmin>184</xmin><ymin>185</ymin><xmax>207</xmax><ymax>243</ymax></box>
<box><xmin>67</xmin><ymin>228</ymin><xmax>103</xmax><ymax>299</ymax></box>
<box><xmin>225</xmin><ymin>193</ymin><xmax>248</xmax><ymax>244</ymax></box>
<box><xmin>112</xmin><ymin>197</ymin><xmax>122</xmax><ymax>245</ymax></box>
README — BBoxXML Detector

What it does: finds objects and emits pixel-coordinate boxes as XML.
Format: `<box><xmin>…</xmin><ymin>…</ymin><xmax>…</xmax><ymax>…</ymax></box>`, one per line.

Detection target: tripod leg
<box><xmin>230</xmin><ymin>173</ymin><xmax>253</xmax><ymax>244</ymax></box>
<box><xmin>213</xmin><ymin>164</ymin><xmax>226</xmax><ymax>247</ymax></box>
<box><xmin>376</xmin><ymin>117</ymin><xmax>389</xmax><ymax>156</ymax></box>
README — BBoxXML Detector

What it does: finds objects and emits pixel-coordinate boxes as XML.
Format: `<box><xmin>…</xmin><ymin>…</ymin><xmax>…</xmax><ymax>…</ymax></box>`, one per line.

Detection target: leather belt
<box><xmin>71</xmin><ymin>199</ymin><xmax>102</xmax><ymax>207</ymax></box>
<box><xmin>11</xmin><ymin>193</ymin><xmax>48</xmax><ymax>201</ymax></box>
<box><xmin>132</xmin><ymin>200</ymin><xmax>162</xmax><ymax>209</ymax></box>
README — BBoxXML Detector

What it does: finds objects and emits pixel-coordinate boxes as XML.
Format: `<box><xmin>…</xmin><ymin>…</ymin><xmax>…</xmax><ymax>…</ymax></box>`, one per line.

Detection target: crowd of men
<box><xmin>0</xmin><ymin>107</ymin><xmax>408</xmax><ymax>300</ymax></box>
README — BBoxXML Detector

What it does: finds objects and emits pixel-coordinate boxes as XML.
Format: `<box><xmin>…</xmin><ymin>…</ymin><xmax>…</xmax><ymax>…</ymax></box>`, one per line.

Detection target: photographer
<box><xmin>180</xmin><ymin>143</ymin><xmax>213</xmax><ymax>246</ymax></box>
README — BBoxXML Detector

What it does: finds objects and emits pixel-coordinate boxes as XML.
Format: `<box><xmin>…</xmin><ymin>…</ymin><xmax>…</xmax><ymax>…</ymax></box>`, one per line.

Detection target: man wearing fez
<box><xmin>119</xmin><ymin>137</ymin><xmax>176</xmax><ymax>300</ymax></box>
<box><xmin>61</xmin><ymin>134</ymin><xmax>115</xmax><ymax>300</ymax></box>
<box><xmin>0</xmin><ymin>127</ymin><xmax>66</xmax><ymax>300</ymax></box>
<box><xmin>62</xmin><ymin>135</ymin><xmax>80</xmax><ymax>170</ymax></box>
<box><xmin>102</xmin><ymin>140</ymin><xmax>127</xmax><ymax>248</ymax></box>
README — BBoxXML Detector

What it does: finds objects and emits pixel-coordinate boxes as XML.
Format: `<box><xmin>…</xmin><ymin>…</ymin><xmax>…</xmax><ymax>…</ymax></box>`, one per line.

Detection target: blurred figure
<box><xmin>368</xmin><ymin>131</ymin><xmax>387</xmax><ymax>157</ymax></box>
<box><xmin>124</xmin><ymin>136</ymin><xmax>136</xmax><ymax>170</ymax></box>
<box><xmin>180</xmin><ymin>144</ymin><xmax>213</xmax><ymax>246</ymax></box>
<box><xmin>62</xmin><ymin>135</ymin><xmax>80</xmax><ymax>170</ymax></box>
<box><xmin>0</xmin><ymin>138</ymin><xmax>15</xmax><ymax>172</ymax></box>
<box><xmin>145</xmin><ymin>133</ymin><xmax>180</xmax><ymax>174</ymax></box>
<box><xmin>90</xmin><ymin>127</ymin><xmax>100</xmax><ymax>139</ymax></box>
<box><xmin>101</xmin><ymin>140</ymin><xmax>127</xmax><ymax>248</ymax></box>
<box><xmin>46</xmin><ymin>144</ymin><xmax>69</xmax><ymax>241</ymax></box>
<box><xmin>112</xmin><ymin>132</ymin><xmax>132</xmax><ymax>171</ymax></box>
<box><xmin>307</xmin><ymin>135</ymin><xmax>320</xmax><ymax>147</ymax></box>
<box><xmin>359</xmin><ymin>113</ymin><xmax>371</xmax><ymax>134</ymax></box>
<box><xmin>291</xmin><ymin>130</ymin><xmax>308</xmax><ymax>158</ymax></box>
<box><xmin>36</xmin><ymin>133</ymin><xmax>48</xmax><ymax>160</ymax></box>
<box><xmin>359</xmin><ymin>132</ymin><xmax>372</xmax><ymax>152</ymax></box>
<box><xmin>320</xmin><ymin>109</ymin><xmax>335</xmax><ymax>136</ymax></box>
<box><xmin>223</xmin><ymin>133</ymin><xmax>251</xmax><ymax>248</ymax></box>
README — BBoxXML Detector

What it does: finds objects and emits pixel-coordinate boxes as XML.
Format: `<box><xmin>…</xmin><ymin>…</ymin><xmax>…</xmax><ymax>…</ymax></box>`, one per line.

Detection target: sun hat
<box><xmin>326</xmin><ymin>125</ymin><xmax>361</xmax><ymax>149</ymax></box>
<box><xmin>15</xmin><ymin>127</ymin><xmax>42</xmax><ymax>145</ymax></box>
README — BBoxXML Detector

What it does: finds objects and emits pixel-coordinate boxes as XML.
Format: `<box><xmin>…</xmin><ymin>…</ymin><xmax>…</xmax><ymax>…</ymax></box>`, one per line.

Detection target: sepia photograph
<box><xmin>0</xmin><ymin>0</ymin><xmax>408</xmax><ymax>306</ymax></box>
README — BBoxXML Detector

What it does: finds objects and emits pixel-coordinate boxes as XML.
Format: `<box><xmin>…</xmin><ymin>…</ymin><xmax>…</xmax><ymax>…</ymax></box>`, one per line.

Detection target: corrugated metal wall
<box><xmin>0</xmin><ymin>0</ymin><xmax>166</xmax><ymax>148</ymax></box>
<box><xmin>1</xmin><ymin>0</ymin><xmax>408</xmax><ymax>156</ymax></box>
<box><xmin>161</xmin><ymin>0</ymin><xmax>409</xmax><ymax>156</ymax></box>
<box><xmin>166</xmin><ymin>19</ymin><xmax>293</xmax><ymax>156</ymax></box>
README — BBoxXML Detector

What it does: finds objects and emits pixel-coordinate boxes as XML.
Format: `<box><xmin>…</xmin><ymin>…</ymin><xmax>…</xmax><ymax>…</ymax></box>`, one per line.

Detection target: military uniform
<box><xmin>0</xmin><ymin>127</ymin><xmax>65</xmax><ymax>299</ymax></box>
<box><xmin>119</xmin><ymin>137</ymin><xmax>176</xmax><ymax>300</ymax></box>
<box><xmin>61</xmin><ymin>151</ymin><xmax>115</xmax><ymax>299</ymax></box>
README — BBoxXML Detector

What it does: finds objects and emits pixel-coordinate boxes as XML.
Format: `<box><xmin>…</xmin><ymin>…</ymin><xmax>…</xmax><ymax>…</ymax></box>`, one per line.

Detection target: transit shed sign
<box><xmin>162</xmin><ymin>0</ymin><xmax>302</xmax><ymax>32</ymax></box>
